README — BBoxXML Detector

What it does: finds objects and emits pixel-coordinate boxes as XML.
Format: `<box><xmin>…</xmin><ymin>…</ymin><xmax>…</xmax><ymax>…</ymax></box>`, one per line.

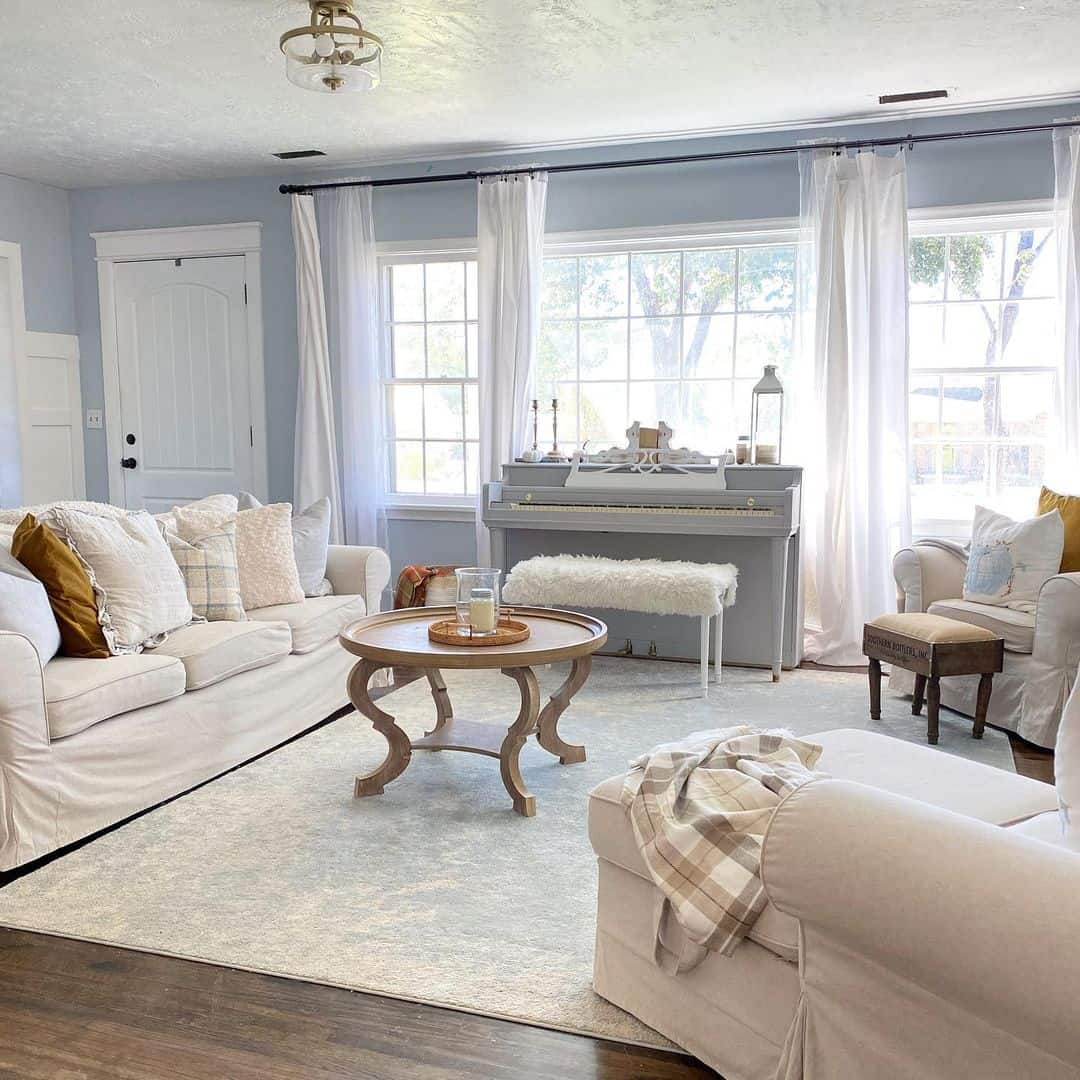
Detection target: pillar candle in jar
<box><xmin>755</xmin><ymin>443</ymin><xmax>779</xmax><ymax>465</ymax></box>
<box><xmin>469</xmin><ymin>588</ymin><xmax>496</xmax><ymax>632</ymax></box>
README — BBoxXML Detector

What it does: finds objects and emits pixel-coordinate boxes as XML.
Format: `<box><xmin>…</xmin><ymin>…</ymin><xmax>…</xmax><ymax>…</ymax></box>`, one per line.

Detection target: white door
<box><xmin>113</xmin><ymin>255</ymin><xmax>253</xmax><ymax>512</ymax></box>
<box><xmin>17</xmin><ymin>332</ymin><xmax>85</xmax><ymax>503</ymax></box>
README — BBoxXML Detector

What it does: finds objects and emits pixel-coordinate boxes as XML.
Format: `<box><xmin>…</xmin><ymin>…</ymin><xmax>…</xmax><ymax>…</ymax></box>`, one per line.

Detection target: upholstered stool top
<box><xmin>868</xmin><ymin>612</ymin><xmax>999</xmax><ymax>644</ymax></box>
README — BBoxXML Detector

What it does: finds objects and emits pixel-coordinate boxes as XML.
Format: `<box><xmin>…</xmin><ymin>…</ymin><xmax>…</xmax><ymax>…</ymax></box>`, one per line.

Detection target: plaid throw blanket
<box><xmin>621</xmin><ymin>726</ymin><xmax>824</xmax><ymax>973</ymax></box>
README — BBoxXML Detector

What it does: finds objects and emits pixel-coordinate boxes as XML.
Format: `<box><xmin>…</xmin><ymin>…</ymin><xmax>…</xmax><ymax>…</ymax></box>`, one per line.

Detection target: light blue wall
<box><xmin>68</xmin><ymin>103</ymin><xmax>1069</xmax><ymax>524</ymax></box>
<box><xmin>0</xmin><ymin>172</ymin><xmax>75</xmax><ymax>334</ymax></box>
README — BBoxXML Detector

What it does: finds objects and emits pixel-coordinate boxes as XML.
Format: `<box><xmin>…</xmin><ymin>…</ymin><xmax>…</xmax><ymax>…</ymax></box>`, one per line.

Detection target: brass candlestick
<box><xmin>542</xmin><ymin>398</ymin><xmax>569</xmax><ymax>462</ymax></box>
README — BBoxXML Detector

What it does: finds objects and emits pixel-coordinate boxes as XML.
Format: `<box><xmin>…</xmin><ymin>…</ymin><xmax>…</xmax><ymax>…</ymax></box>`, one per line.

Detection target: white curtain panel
<box><xmin>290</xmin><ymin>193</ymin><xmax>344</xmax><ymax>541</ymax></box>
<box><xmin>1050</xmin><ymin>123</ymin><xmax>1080</xmax><ymax>489</ymax></box>
<box><xmin>475</xmin><ymin>172</ymin><xmax>549</xmax><ymax>565</ymax></box>
<box><xmin>796</xmin><ymin>149</ymin><xmax>912</xmax><ymax>666</ymax></box>
<box><xmin>318</xmin><ymin>186</ymin><xmax>386</xmax><ymax>549</ymax></box>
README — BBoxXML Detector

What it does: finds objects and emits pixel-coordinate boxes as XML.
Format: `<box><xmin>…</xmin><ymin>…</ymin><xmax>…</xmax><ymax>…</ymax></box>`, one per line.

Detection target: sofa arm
<box><xmin>892</xmin><ymin>541</ymin><xmax>967</xmax><ymax>612</ymax></box>
<box><xmin>325</xmin><ymin>544</ymin><xmax>391</xmax><ymax>615</ymax></box>
<box><xmin>762</xmin><ymin>779</ymin><xmax>1080</xmax><ymax>1073</ymax></box>
<box><xmin>0</xmin><ymin>631</ymin><xmax>58</xmax><ymax>871</ymax></box>
<box><xmin>1033</xmin><ymin>572</ymin><xmax>1080</xmax><ymax>667</ymax></box>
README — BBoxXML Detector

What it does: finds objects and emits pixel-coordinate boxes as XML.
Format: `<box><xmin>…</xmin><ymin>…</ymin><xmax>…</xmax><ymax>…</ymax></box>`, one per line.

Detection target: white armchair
<box><xmin>892</xmin><ymin>540</ymin><xmax>1080</xmax><ymax>747</ymax></box>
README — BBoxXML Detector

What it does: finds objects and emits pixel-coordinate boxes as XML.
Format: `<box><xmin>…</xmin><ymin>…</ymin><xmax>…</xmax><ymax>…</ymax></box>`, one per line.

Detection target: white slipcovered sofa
<box><xmin>0</xmin><ymin>542</ymin><xmax>390</xmax><ymax>873</ymax></box>
<box><xmin>589</xmin><ymin>726</ymin><xmax>1074</xmax><ymax>1079</ymax></box>
<box><xmin>892</xmin><ymin>539</ymin><xmax>1080</xmax><ymax>747</ymax></box>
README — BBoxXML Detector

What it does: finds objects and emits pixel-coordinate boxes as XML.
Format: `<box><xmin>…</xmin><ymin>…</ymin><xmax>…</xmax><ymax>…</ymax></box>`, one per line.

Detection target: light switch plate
<box><xmin>86</xmin><ymin>409</ymin><xmax>103</xmax><ymax>429</ymax></box>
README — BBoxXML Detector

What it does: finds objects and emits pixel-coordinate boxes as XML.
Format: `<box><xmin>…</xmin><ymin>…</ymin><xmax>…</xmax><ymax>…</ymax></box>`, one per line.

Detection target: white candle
<box><xmin>469</xmin><ymin>589</ymin><xmax>496</xmax><ymax>632</ymax></box>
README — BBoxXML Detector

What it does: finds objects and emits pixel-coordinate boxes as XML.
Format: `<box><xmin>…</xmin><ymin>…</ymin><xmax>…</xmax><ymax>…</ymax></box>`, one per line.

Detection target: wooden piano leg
<box><xmin>770</xmin><ymin>536</ymin><xmax>789</xmax><ymax>682</ymax></box>
<box><xmin>699</xmin><ymin>616</ymin><xmax>709</xmax><ymax>696</ymax></box>
<box><xmin>714</xmin><ymin>607</ymin><xmax>723</xmax><ymax>685</ymax></box>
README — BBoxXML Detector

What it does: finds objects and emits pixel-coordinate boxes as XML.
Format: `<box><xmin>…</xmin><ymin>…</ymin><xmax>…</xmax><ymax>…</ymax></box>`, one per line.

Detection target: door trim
<box><xmin>94</xmin><ymin>222</ymin><xmax>267</xmax><ymax>506</ymax></box>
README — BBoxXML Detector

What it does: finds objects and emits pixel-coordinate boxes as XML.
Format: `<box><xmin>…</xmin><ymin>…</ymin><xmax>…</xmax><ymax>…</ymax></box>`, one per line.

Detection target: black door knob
<box><xmin>121</xmin><ymin>457</ymin><xmax>137</xmax><ymax>469</ymax></box>
<box><xmin>126</xmin><ymin>433</ymin><xmax>136</xmax><ymax>445</ymax></box>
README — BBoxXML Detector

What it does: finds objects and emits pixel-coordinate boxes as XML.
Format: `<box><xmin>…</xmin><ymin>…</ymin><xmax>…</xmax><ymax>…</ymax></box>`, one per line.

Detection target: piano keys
<box><xmin>482</xmin><ymin>461</ymin><xmax>803</xmax><ymax>679</ymax></box>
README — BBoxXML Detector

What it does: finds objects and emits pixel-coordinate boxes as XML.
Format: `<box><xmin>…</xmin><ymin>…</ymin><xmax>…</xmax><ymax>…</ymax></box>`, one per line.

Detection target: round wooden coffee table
<box><xmin>339</xmin><ymin>606</ymin><xmax>607</xmax><ymax>817</ymax></box>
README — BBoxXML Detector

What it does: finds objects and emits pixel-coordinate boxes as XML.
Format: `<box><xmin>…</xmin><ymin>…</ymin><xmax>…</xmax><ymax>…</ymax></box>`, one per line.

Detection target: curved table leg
<box><xmin>536</xmin><ymin>655</ymin><xmax>590</xmax><ymax>765</ymax></box>
<box><xmin>348</xmin><ymin>658</ymin><xmax>412</xmax><ymax>797</ymax></box>
<box><xmin>500</xmin><ymin>667</ymin><xmax>540</xmax><ymax>817</ymax></box>
<box><xmin>423</xmin><ymin>668</ymin><xmax>453</xmax><ymax>742</ymax></box>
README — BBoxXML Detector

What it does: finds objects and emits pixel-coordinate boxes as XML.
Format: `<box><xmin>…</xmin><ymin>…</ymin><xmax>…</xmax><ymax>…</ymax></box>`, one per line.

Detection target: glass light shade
<box><xmin>454</xmin><ymin>568</ymin><xmax>502</xmax><ymax>638</ymax></box>
<box><xmin>749</xmin><ymin>364</ymin><xmax>784</xmax><ymax>465</ymax></box>
<box><xmin>284</xmin><ymin>48</ymin><xmax>380</xmax><ymax>92</ymax></box>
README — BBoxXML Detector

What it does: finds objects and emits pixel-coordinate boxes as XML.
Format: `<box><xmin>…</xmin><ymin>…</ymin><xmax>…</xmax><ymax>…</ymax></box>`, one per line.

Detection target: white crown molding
<box><xmin>92</xmin><ymin>221</ymin><xmax>262</xmax><ymax>261</ymax></box>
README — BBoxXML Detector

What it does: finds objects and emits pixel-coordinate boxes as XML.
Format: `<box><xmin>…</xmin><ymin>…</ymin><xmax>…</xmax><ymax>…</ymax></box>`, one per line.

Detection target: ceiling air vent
<box><xmin>272</xmin><ymin>149</ymin><xmax>327</xmax><ymax>160</ymax></box>
<box><xmin>878</xmin><ymin>89</ymin><xmax>949</xmax><ymax>105</ymax></box>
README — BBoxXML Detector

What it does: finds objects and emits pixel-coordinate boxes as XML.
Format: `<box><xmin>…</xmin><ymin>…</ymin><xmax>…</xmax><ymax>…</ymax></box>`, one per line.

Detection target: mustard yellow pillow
<box><xmin>11</xmin><ymin>514</ymin><xmax>110</xmax><ymax>658</ymax></box>
<box><xmin>1039</xmin><ymin>486</ymin><xmax>1080</xmax><ymax>573</ymax></box>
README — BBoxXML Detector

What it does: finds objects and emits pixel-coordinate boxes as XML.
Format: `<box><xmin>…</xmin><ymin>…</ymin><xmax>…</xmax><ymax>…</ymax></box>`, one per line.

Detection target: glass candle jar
<box><xmin>454</xmin><ymin>567</ymin><xmax>501</xmax><ymax>637</ymax></box>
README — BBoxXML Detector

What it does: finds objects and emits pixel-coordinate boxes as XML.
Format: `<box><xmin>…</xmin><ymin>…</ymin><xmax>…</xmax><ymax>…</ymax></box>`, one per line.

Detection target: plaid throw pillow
<box><xmin>165</xmin><ymin>520</ymin><xmax>245</xmax><ymax>622</ymax></box>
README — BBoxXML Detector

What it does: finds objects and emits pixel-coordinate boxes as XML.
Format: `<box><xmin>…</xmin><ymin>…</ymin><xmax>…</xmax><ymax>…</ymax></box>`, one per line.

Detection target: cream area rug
<box><xmin>0</xmin><ymin>658</ymin><xmax>1014</xmax><ymax>1048</ymax></box>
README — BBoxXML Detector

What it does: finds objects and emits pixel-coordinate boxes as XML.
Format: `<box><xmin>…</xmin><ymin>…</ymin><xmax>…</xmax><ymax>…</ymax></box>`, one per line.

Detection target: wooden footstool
<box><xmin>863</xmin><ymin>613</ymin><xmax>1005</xmax><ymax>745</ymax></box>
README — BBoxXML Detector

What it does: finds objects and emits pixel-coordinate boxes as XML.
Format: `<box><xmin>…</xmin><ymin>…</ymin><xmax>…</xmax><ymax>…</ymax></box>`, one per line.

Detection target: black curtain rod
<box><xmin>278</xmin><ymin>118</ymin><xmax>1078</xmax><ymax>195</ymax></box>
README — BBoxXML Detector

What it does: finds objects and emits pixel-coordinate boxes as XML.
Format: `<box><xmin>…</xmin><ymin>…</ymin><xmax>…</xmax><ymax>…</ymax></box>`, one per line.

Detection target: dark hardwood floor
<box><xmin>1006</xmin><ymin>730</ymin><xmax>1055</xmax><ymax>783</ymax></box>
<box><xmin>0</xmin><ymin>929</ymin><xmax>714</xmax><ymax>1080</ymax></box>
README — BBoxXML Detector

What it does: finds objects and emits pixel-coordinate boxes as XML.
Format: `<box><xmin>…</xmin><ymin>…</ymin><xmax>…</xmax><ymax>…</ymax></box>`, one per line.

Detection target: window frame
<box><xmin>376</xmin><ymin>220</ymin><xmax>801</xmax><ymax>510</ymax></box>
<box><xmin>538</xmin><ymin>217</ymin><xmax>800</xmax><ymax>457</ymax></box>
<box><xmin>378</xmin><ymin>241</ymin><xmax>479</xmax><ymax>511</ymax></box>
<box><xmin>906</xmin><ymin>200</ymin><xmax>1057</xmax><ymax>538</ymax></box>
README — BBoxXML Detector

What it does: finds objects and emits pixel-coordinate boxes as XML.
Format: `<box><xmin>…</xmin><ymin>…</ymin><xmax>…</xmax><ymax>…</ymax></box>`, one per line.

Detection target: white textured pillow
<box><xmin>155</xmin><ymin>493</ymin><xmax>239</xmax><ymax>535</ymax></box>
<box><xmin>0</xmin><ymin>546</ymin><xmax>61</xmax><ymax>661</ymax></box>
<box><xmin>238</xmin><ymin>492</ymin><xmax>332</xmax><ymax>596</ymax></box>
<box><xmin>173</xmin><ymin>503</ymin><xmax>304</xmax><ymax>611</ymax></box>
<box><xmin>44</xmin><ymin>507</ymin><xmax>193</xmax><ymax>654</ymax></box>
<box><xmin>962</xmin><ymin>506</ymin><xmax>1064</xmax><ymax>613</ymax></box>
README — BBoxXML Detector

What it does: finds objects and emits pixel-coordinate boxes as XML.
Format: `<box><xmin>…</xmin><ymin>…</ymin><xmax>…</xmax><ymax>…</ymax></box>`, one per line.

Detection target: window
<box><xmin>908</xmin><ymin>219</ymin><xmax>1058</xmax><ymax>532</ymax></box>
<box><xmin>382</xmin><ymin>257</ymin><xmax>478</xmax><ymax>499</ymax></box>
<box><xmin>536</xmin><ymin>239</ymin><xmax>797</xmax><ymax>455</ymax></box>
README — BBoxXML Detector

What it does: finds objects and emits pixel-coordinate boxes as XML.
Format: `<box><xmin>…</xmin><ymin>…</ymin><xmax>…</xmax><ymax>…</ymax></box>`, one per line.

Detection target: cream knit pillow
<box><xmin>172</xmin><ymin>502</ymin><xmax>304</xmax><ymax>611</ymax></box>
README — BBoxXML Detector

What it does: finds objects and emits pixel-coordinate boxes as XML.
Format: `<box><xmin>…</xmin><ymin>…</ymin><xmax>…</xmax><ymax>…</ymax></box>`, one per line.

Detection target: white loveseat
<box><xmin>0</xmin><ymin>542</ymin><xmax>390</xmax><ymax>873</ymax></box>
<box><xmin>892</xmin><ymin>539</ymin><xmax>1080</xmax><ymax>747</ymax></box>
<box><xmin>589</xmin><ymin>727</ymin><xmax>1073</xmax><ymax>1079</ymax></box>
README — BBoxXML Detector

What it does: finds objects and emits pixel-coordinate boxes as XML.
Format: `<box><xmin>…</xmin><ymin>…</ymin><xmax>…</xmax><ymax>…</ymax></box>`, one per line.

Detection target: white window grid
<box><xmin>537</xmin><ymin>238</ymin><xmax>798</xmax><ymax>454</ymax></box>
<box><xmin>380</xmin><ymin>252</ymin><xmax>478</xmax><ymax>503</ymax></box>
<box><xmin>907</xmin><ymin>212</ymin><xmax>1058</xmax><ymax>532</ymax></box>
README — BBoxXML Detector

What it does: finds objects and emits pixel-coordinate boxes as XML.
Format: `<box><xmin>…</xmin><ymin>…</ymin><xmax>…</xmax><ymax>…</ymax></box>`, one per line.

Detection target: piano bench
<box><xmin>502</xmin><ymin>555</ymin><xmax>738</xmax><ymax>696</ymax></box>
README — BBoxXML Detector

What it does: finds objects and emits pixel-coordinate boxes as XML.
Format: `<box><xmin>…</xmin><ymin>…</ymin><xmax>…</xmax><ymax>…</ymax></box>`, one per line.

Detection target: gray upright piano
<box><xmin>482</xmin><ymin>461</ymin><xmax>802</xmax><ymax>678</ymax></box>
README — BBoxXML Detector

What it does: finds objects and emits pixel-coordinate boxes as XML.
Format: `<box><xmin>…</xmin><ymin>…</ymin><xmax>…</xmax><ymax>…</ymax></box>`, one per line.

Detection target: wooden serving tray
<box><xmin>428</xmin><ymin>617</ymin><xmax>531</xmax><ymax>647</ymax></box>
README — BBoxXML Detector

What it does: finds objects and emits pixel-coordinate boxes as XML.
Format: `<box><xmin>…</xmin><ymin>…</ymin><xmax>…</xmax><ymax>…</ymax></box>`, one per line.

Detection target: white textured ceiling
<box><xmin>2</xmin><ymin>0</ymin><xmax>1079</xmax><ymax>189</ymax></box>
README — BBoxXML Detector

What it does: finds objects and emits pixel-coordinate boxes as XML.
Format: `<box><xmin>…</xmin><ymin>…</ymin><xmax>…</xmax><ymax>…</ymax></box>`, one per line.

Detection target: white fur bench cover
<box><xmin>502</xmin><ymin>555</ymin><xmax>738</xmax><ymax>617</ymax></box>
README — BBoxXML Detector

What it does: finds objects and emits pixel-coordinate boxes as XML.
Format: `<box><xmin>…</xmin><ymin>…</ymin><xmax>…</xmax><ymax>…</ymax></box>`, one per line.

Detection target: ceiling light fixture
<box><xmin>280</xmin><ymin>1</ymin><xmax>382</xmax><ymax>94</ymax></box>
